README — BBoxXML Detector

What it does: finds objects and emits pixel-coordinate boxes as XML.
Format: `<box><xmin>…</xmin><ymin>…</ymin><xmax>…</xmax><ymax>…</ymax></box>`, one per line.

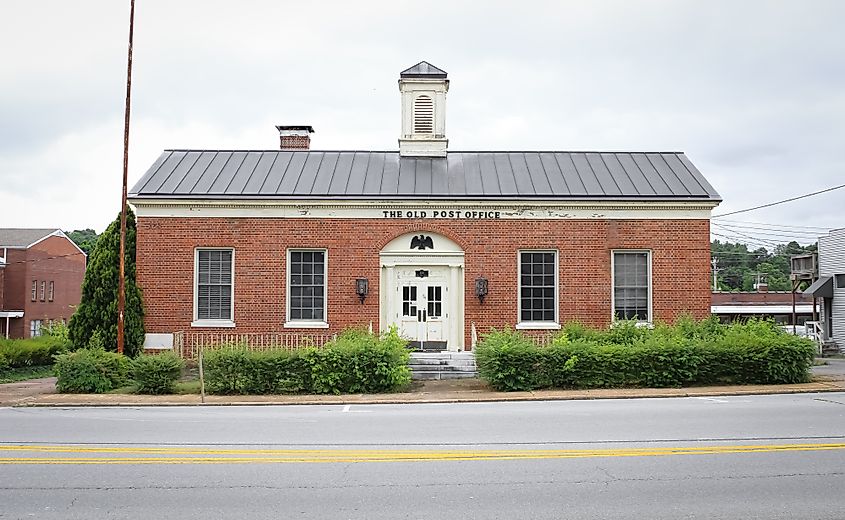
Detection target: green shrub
<box><xmin>202</xmin><ymin>328</ymin><xmax>411</xmax><ymax>395</ymax></box>
<box><xmin>0</xmin><ymin>351</ymin><xmax>9</xmax><ymax>372</ymax></box>
<box><xmin>475</xmin><ymin>328</ymin><xmax>544</xmax><ymax>391</ymax></box>
<box><xmin>476</xmin><ymin>318</ymin><xmax>816</xmax><ymax>391</ymax></box>
<box><xmin>42</xmin><ymin>321</ymin><xmax>70</xmax><ymax>342</ymax></box>
<box><xmin>0</xmin><ymin>336</ymin><xmax>70</xmax><ymax>368</ymax></box>
<box><xmin>54</xmin><ymin>348</ymin><xmax>130</xmax><ymax>393</ymax></box>
<box><xmin>131</xmin><ymin>352</ymin><xmax>183</xmax><ymax>394</ymax></box>
<box><xmin>203</xmin><ymin>346</ymin><xmax>252</xmax><ymax>394</ymax></box>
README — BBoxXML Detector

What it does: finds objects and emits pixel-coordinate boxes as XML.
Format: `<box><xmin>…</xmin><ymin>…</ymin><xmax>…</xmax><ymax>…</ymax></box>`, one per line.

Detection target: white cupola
<box><xmin>398</xmin><ymin>61</ymin><xmax>449</xmax><ymax>157</ymax></box>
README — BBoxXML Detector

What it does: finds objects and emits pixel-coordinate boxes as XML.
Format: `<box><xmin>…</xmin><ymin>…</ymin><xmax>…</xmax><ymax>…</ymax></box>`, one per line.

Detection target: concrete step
<box><xmin>411</xmin><ymin>370</ymin><xmax>478</xmax><ymax>380</ymax></box>
<box><xmin>408</xmin><ymin>351</ymin><xmax>478</xmax><ymax>380</ymax></box>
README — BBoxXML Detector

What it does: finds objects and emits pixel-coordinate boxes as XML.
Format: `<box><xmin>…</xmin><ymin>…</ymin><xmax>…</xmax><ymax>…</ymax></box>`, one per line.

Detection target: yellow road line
<box><xmin>0</xmin><ymin>442</ymin><xmax>843</xmax><ymax>464</ymax></box>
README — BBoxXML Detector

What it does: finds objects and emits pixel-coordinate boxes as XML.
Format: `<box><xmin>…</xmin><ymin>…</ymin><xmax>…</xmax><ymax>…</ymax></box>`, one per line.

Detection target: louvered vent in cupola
<box><xmin>413</xmin><ymin>95</ymin><xmax>434</xmax><ymax>134</ymax></box>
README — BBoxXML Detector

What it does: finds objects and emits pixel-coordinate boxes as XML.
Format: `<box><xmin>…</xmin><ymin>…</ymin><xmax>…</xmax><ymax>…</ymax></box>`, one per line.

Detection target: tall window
<box><xmin>48</xmin><ymin>281</ymin><xmax>55</xmax><ymax>302</ymax></box>
<box><xmin>519</xmin><ymin>251</ymin><xmax>557</xmax><ymax>324</ymax></box>
<box><xmin>612</xmin><ymin>251</ymin><xmax>651</xmax><ymax>321</ymax></box>
<box><xmin>195</xmin><ymin>249</ymin><xmax>234</xmax><ymax>323</ymax></box>
<box><xmin>288</xmin><ymin>250</ymin><xmax>326</xmax><ymax>323</ymax></box>
<box><xmin>31</xmin><ymin>280</ymin><xmax>37</xmax><ymax>301</ymax></box>
<box><xmin>39</xmin><ymin>281</ymin><xmax>46</xmax><ymax>302</ymax></box>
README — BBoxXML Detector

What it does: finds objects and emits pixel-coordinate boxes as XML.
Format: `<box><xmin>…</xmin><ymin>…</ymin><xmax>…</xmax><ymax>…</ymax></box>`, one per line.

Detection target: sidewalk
<box><xmin>3</xmin><ymin>373</ymin><xmax>844</xmax><ymax>407</ymax></box>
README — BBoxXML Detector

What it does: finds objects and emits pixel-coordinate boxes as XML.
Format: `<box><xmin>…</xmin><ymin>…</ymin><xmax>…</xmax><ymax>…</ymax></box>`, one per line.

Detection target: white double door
<box><xmin>396</xmin><ymin>266</ymin><xmax>449</xmax><ymax>350</ymax></box>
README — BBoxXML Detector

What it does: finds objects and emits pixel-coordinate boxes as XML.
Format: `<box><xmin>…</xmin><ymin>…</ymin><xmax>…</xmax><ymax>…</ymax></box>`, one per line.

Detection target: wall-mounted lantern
<box><xmin>475</xmin><ymin>276</ymin><xmax>489</xmax><ymax>303</ymax></box>
<box><xmin>355</xmin><ymin>278</ymin><xmax>369</xmax><ymax>304</ymax></box>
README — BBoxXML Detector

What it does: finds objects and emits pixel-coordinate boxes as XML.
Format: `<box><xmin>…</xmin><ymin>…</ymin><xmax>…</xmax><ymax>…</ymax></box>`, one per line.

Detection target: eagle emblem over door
<box><xmin>410</xmin><ymin>234</ymin><xmax>434</xmax><ymax>250</ymax></box>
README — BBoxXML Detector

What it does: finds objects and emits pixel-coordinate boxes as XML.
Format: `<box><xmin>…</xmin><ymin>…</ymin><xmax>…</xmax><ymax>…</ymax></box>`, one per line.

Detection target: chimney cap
<box><xmin>276</xmin><ymin>125</ymin><xmax>315</xmax><ymax>133</ymax></box>
<box><xmin>400</xmin><ymin>61</ymin><xmax>447</xmax><ymax>79</ymax></box>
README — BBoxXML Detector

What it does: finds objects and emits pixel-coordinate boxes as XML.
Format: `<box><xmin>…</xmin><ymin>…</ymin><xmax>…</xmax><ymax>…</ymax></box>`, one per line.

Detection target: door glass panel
<box><xmin>403</xmin><ymin>286</ymin><xmax>417</xmax><ymax>317</ymax></box>
<box><xmin>427</xmin><ymin>286</ymin><xmax>442</xmax><ymax>318</ymax></box>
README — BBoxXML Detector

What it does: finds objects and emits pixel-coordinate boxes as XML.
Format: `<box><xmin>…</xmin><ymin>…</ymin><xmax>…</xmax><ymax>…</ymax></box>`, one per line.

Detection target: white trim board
<box><xmin>130</xmin><ymin>199</ymin><xmax>715</xmax><ymax>220</ymax></box>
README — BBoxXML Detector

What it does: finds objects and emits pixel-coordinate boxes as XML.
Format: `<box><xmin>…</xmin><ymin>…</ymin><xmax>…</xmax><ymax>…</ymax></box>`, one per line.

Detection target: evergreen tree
<box><xmin>69</xmin><ymin>209</ymin><xmax>144</xmax><ymax>356</ymax></box>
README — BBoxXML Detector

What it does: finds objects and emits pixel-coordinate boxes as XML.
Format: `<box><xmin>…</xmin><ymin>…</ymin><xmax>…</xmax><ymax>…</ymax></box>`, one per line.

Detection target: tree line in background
<box><xmin>711</xmin><ymin>240</ymin><xmax>817</xmax><ymax>292</ymax></box>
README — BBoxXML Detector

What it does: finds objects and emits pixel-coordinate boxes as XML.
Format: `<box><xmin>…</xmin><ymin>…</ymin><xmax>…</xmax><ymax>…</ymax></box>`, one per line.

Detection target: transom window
<box><xmin>288</xmin><ymin>250</ymin><xmax>326</xmax><ymax>322</ymax></box>
<box><xmin>195</xmin><ymin>249</ymin><xmax>234</xmax><ymax>322</ymax></box>
<box><xmin>519</xmin><ymin>251</ymin><xmax>557</xmax><ymax>323</ymax></box>
<box><xmin>612</xmin><ymin>251</ymin><xmax>651</xmax><ymax>321</ymax></box>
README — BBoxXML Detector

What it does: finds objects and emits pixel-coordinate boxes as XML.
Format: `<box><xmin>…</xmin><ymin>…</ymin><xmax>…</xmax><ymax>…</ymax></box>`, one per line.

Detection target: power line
<box><xmin>712</xmin><ymin>222</ymin><xmax>824</xmax><ymax>236</ymax></box>
<box><xmin>712</xmin><ymin>224</ymin><xmax>821</xmax><ymax>240</ymax></box>
<box><xmin>712</xmin><ymin>182</ymin><xmax>845</xmax><ymax>218</ymax></box>
<box><xmin>711</xmin><ymin>228</ymin><xmax>783</xmax><ymax>249</ymax></box>
<box><xmin>714</xmin><ymin>219</ymin><xmax>832</xmax><ymax>231</ymax></box>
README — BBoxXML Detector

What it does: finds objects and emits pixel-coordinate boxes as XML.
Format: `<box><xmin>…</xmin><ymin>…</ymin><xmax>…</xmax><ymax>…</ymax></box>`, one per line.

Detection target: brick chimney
<box><xmin>276</xmin><ymin>125</ymin><xmax>314</xmax><ymax>150</ymax></box>
<box><xmin>756</xmin><ymin>282</ymin><xmax>768</xmax><ymax>293</ymax></box>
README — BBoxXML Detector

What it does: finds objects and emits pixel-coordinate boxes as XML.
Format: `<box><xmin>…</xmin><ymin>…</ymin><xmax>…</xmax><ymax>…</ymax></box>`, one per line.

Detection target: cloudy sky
<box><xmin>1</xmin><ymin>0</ymin><xmax>843</xmax><ymax>249</ymax></box>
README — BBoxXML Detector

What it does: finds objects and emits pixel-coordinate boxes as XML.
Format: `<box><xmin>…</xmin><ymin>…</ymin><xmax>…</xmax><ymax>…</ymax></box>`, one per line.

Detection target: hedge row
<box><xmin>203</xmin><ymin>329</ymin><xmax>411</xmax><ymax>395</ymax></box>
<box><xmin>476</xmin><ymin>319</ymin><xmax>817</xmax><ymax>392</ymax></box>
<box><xmin>0</xmin><ymin>336</ymin><xmax>71</xmax><ymax>369</ymax></box>
<box><xmin>54</xmin><ymin>349</ymin><xmax>183</xmax><ymax>394</ymax></box>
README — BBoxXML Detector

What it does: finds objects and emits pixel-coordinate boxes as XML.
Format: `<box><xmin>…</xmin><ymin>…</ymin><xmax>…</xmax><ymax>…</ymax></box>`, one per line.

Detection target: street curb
<box><xmin>8</xmin><ymin>382</ymin><xmax>844</xmax><ymax>408</ymax></box>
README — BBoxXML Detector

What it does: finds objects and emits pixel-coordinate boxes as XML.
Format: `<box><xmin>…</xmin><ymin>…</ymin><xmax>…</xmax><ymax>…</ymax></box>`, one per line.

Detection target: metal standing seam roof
<box><xmin>0</xmin><ymin>228</ymin><xmax>61</xmax><ymax>248</ymax></box>
<box><xmin>128</xmin><ymin>151</ymin><xmax>721</xmax><ymax>202</ymax></box>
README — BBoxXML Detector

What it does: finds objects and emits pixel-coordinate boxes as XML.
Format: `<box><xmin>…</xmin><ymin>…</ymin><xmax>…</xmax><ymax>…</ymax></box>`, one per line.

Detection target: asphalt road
<box><xmin>2</xmin><ymin>393</ymin><xmax>845</xmax><ymax>519</ymax></box>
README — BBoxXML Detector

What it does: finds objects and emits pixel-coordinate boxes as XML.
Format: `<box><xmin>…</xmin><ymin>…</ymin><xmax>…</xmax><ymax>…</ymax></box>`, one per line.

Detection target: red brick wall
<box><xmin>2</xmin><ymin>249</ymin><xmax>27</xmax><ymax>338</ymax></box>
<box><xmin>280</xmin><ymin>135</ymin><xmax>311</xmax><ymax>150</ymax></box>
<box><xmin>136</xmin><ymin>217</ymin><xmax>711</xmax><ymax>348</ymax></box>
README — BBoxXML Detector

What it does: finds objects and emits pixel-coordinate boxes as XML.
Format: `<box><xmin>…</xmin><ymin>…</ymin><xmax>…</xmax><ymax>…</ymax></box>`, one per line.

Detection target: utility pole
<box><xmin>711</xmin><ymin>257</ymin><xmax>720</xmax><ymax>291</ymax></box>
<box><xmin>118</xmin><ymin>0</ymin><xmax>135</xmax><ymax>355</ymax></box>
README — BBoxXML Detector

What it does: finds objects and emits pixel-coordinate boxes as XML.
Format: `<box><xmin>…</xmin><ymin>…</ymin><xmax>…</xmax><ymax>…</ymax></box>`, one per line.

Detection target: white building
<box><xmin>805</xmin><ymin>228</ymin><xmax>845</xmax><ymax>352</ymax></box>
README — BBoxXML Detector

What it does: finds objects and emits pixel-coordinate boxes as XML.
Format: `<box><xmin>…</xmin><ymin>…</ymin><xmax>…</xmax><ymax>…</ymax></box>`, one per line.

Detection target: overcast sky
<box><xmin>1</xmin><ymin>0</ymin><xmax>843</xmax><ymax>250</ymax></box>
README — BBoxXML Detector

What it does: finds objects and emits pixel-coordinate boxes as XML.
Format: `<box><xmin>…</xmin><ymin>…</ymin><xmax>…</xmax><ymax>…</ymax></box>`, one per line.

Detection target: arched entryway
<box><xmin>380</xmin><ymin>232</ymin><xmax>465</xmax><ymax>351</ymax></box>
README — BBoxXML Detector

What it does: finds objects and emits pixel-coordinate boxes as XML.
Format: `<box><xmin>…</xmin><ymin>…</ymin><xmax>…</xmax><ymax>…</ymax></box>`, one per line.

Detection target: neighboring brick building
<box><xmin>129</xmin><ymin>62</ymin><xmax>721</xmax><ymax>352</ymax></box>
<box><xmin>0</xmin><ymin>229</ymin><xmax>86</xmax><ymax>339</ymax></box>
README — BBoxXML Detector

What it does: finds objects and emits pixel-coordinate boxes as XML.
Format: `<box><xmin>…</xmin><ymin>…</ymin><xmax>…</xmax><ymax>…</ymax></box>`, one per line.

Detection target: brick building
<box><xmin>129</xmin><ymin>62</ymin><xmax>721</xmax><ymax>352</ymax></box>
<box><xmin>0</xmin><ymin>229</ymin><xmax>86</xmax><ymax>339</ymax></box>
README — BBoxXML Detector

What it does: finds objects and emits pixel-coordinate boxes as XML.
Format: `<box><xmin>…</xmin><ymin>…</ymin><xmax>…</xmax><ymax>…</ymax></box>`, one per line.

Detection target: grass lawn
<box><xmin>108</xmin><ymin>377</ymin><xmax>201</xmax><ymax>395</ymax></box>
<box><xmin>0</xmin><ymin>365</ymin><xmax>54</xmax><ymax>384</ymax></box>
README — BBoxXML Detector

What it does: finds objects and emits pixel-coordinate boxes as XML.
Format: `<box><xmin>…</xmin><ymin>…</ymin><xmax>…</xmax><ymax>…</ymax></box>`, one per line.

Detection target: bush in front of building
<box><xmin>202</xmin><ymin>328</ymin><xmax>411</xmax><ymax>395</ymax></box>
<box><xmin>476</xmin><ymin>318</ymin><xmax>817</xmax><ymax>392</ymax></box>
<box><xmin>54</xmin><ymin>348</ymin><xmax>130</xmax><ymax>393</ymax></box>
<box><xmin>0</xmin><ymin>336</ymin><xmax>71</xmax><ymax>368</ymax></box>
<box><xmin>130</xmin><ymin>352</ymin><xmax>184</xmax><ymax>394</ymax></box>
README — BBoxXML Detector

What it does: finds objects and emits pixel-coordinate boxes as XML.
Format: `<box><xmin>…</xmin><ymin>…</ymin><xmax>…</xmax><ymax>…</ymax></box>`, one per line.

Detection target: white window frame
<box><xmin>31</xmin><ymin>280</ymin><xmax>37</xmax><ymax>302</ymax></box>
<box><xmin>39</xmin><ymin>281</ymin><xmax>46</xmax><ymax>302</ymax></box>
<box><xmin>284</xmin><ymin>248</ymin><xmax>329</xmax><ymax>329</ymax></box>
<box><xmin>30</xmin><ymin>319</ymin><xmax>42</xmax><ymax>338</ymax></box>
<box><xmin>192</xmin><ymin>247</ymin><xmax>236</xmax><ymax>328</ymax></box>
<box><xmin>611</xmin><ymin>249</ymin><xmax>653</xmax><ymax>324</ymax></box>
<box><xmin>48</xmin><ymin>281</ymin><xmax>54</xmax><ymax>302</ymax></box>
<box><xmin>516</xmin><ymin>249</ymin><xmax>561</xmax><ymax>330</ymax></box>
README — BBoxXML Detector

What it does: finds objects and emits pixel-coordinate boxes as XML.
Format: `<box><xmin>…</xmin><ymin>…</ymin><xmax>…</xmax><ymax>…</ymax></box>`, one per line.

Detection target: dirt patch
<box><xmin>0</xmin><ymin>377</ymin><xmax>57</xmax><ymax>406</ymax></box>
